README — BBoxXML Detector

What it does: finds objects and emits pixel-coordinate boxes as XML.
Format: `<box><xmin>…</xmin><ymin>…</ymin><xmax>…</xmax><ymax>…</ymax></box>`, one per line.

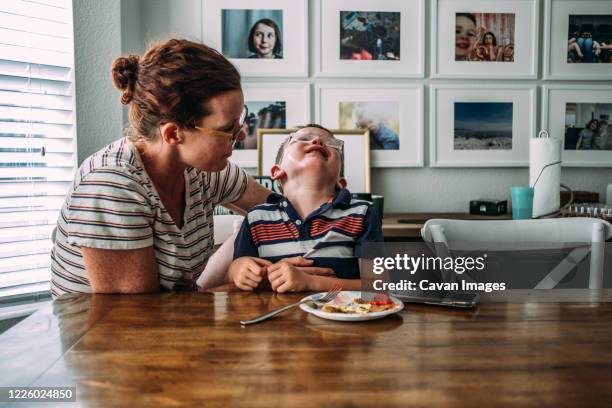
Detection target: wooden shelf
<box><xmin>382</xmin><ymin>212</ymin><xmax>512</xmax><ymax>239</ymax></box>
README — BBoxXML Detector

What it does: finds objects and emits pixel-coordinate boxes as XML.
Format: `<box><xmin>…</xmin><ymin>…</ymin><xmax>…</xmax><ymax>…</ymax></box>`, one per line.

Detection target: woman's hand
<box><xmin>228</xmin><ymin>256</ymin><xmax>271</xmax><ymax>291</ymax></box>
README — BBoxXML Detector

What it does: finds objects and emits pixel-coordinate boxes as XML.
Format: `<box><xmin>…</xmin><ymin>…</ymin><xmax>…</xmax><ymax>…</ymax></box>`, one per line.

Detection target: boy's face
<box><xmin>272</xmin><ymin>127</ymin><xmax>343</xmax><ymax>187</ymax></box>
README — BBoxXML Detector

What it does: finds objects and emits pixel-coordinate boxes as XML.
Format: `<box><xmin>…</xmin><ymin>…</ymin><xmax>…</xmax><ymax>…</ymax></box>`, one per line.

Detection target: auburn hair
<box><xmin>111</xmin><ymin>39</ymin><xmax>241</xmax><ymax>141</ymax></box>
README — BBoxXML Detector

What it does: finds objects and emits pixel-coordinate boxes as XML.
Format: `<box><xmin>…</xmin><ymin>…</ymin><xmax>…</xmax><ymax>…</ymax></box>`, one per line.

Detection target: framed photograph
<box><xmin>202</xmin><ymin>0</ymin><xmax>308</xmax><ymax>77</ymax></box>
<box><xmin>544</xmin><ymin>0</ymin><xmax>612</xmax><ymax>79</ymax></box>
<box><xmin>257</xmin><ymin>129</ymin><xmax>371</xmax><ymax>193</ymax></box>
<box><xmin>430</xmin><ymin>84</ymin><xmax>537</xmax><ymax>167</ymax></box>
<box><xmin>231</xmin><ymin>83</ymin><xmax>310</xmax><ymax>168</ymax></box>
<box><xmin>542</xmin><ymin>85</ymin><xmax>612</xmax><ymax>167</ymax></box>
<box><xmin>432</xmin><ymin>0</ymin><xmax>539</xmax><ymax>79</ymax></box>
<box><xmin>316</xmin><ymin>0</ymin><xmax>425</xmax><ymax>77</ymax></box>
<box><xmin>315</xmin><ymin>83</ymin><xmax>423</xmax><ymax>167</ymax></box>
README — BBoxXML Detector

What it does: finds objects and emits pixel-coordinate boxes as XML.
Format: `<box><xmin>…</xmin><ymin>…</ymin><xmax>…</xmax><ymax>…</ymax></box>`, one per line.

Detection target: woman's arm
<box><xmin>81</xmin><ymin>246</ymin><xmax>159</xmax><ymax>293</ymax></box>
<box><xmin>224</xmin><ymin>176</ymin><xmax>271</xmax><ymax>215</ymax></box>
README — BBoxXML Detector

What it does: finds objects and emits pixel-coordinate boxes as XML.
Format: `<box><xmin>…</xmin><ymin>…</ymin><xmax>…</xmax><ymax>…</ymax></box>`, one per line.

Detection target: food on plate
<box><xmin>307</xmin><ymin>297</ymin><xmax>396</xmax><ymax>314</ymax></box>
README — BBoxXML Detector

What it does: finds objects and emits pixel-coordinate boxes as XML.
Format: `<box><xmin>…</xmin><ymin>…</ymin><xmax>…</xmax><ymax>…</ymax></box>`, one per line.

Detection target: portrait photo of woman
<box><xmin>222</xmin><ymin>9</ymin><xmax>283</xmax><ymax>59</ymax></box>
<box><xmin>248</xmin><ymin>18</ymin><xmax>283</xmax><ymax>59</ymax></box>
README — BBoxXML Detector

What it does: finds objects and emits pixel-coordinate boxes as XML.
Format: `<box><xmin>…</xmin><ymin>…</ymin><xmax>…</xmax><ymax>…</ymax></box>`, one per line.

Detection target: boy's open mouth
<box><xmin>305</xmin><ymin>145</ymin><xmax>329</xmax><ymax>158</ymax></box>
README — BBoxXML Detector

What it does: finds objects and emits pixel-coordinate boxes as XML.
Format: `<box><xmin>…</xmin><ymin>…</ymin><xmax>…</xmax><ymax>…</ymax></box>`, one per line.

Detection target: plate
<box><xmin>299</xmin><ymin>291</ymin><xmax>404</xmax><ymax>322</ymax></box>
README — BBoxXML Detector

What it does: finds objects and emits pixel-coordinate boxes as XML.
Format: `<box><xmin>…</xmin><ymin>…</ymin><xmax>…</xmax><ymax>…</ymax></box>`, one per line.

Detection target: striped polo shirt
<box><xmin>233</xmin><ymin>189</ymin><xmax>383</xmax><ymax>279</ymax></box>
<box><xmin>50</xmin><ymin>137</ymin><xmax>248</xmax><ymax>297</ymax></box>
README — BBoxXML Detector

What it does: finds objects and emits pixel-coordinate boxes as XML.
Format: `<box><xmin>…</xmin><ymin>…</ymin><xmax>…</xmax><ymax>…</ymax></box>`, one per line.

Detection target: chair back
<box><xmin>213</xmin><ymin>215</ymin><xmax>244</xmax><ymax>245</ymax></box>
<box><xmin>422</xmin><ymin>218</ymin><xmax>611</xmax><ymax>250</ymax></box>
<box><xmin>421</xmin><ymin>218</ymin><xmax>612</xmax><ymax>289</ymax></box>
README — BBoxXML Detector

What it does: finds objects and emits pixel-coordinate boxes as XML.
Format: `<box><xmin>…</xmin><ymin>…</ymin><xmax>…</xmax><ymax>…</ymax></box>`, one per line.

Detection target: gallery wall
<box><xmin>74</xmin><ymin>0</ymin><xmax>612</xmax><ymax>213</ymax></box>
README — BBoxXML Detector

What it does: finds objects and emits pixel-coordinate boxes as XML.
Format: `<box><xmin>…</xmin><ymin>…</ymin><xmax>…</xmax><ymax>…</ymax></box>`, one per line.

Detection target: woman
<box><xmin>576</xmin><ymin>119</ymin><xmax>599</xmax><ymax>150</ymax></box>
<box><xmin>481</xmin><ymin>31</ymin><xmax>500</xmax><ymax>61</ymax></box>
<box><xmin>248</xmin><ymin>19</ymin><xmax>282</xmax><ymax>59</ymax></box>
<box><xmin>50</xmin><ymin>39</ymin><xmax>271</xmax><ymax>297</ymax></box>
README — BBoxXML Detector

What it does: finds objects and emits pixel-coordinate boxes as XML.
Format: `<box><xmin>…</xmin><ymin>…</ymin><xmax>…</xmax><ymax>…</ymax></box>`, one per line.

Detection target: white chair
<box><xmin>421</xmin><ymin>218</ymin><xmax>612</xmax><ymax>289</ymax></box>
<box><xmin>212</xmin><ymin>214</ymin><xmax>244</xmax><ymax>245</ymax></box>
<box><xmin>196</xmin><ymin>215</ymin><xmax>244</xmax><ymax>290</ymax></box>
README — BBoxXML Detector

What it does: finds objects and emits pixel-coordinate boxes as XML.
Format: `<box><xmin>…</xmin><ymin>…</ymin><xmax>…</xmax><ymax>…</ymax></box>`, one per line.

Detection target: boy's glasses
<box><xmin>287</xmin><ymin>132</ymin><xmax>344</xmax><ymax>151</ymax></box>
<box><xmin>195</xmin><ymin>105</ymin><xmax>249</xmax><ymax>147</ymax></box>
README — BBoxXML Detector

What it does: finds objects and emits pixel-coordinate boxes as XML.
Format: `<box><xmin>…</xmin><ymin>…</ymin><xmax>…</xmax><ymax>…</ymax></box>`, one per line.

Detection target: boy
<box><xmin>228</xmin><ymin>124</ymin><xmax>383</xmax><ymax>292</ymax></box>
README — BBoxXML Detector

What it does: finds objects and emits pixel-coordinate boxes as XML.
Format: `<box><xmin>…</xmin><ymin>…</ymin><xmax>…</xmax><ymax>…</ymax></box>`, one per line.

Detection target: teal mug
<box><xmin>510</xmin><ymin>187</ymin><xmax>534</xmax><ymax>220</ymax></box>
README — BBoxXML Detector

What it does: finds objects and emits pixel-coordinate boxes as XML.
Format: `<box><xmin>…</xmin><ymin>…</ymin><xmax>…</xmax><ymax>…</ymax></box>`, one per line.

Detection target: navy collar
<box><xmin>266</xmin><ymin>189</ymin><xmax>353</xmax><ymax>224</ymax></box>
<box><xmin>266</xmin><ymin>188</ymin><xmax>352</xmax><ymax>209</ymax></box>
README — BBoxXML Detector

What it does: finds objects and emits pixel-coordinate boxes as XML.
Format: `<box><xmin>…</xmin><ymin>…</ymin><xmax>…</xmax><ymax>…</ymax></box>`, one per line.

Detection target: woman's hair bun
<box><xmin>111</xmin><ymin>55</ymin><xmax>140</xmax><ymax>105</ymax></box>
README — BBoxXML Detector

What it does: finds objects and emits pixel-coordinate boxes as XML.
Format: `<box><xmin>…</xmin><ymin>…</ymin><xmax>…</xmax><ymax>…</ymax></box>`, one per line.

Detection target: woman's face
<box><xmin>456</xmin><ymin>16</ymin><xmax>477</xmax><ymax>59</ymax></box>
<box><xmin>484</xmin><ymin>33</ymin><xmax>494</xmax><ymax>45</ymax></box>
<box><xmin>589</xmin><ymin>121</ymin><xmax>599</xmax><ymax>130</ymax></box>
<box><xmin>253</xmin><ymin>23</ymin><xmax>276</xmax><ymax>58</ymax></box>
<box><xmin>183</xmin><ymin>90</ymin><xmax>245</xmax><ymax>172</ymax></box>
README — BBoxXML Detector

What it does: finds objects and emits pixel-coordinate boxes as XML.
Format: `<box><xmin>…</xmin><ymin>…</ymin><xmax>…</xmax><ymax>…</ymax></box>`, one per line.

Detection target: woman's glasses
<box><xmin>287</xmin><ymin>132</ymin><xmax>344</xmax><ymax>151</ymax></box>
<box><xmin>195</xmin><ymin>105</ymin><xmax>249</xmax><ymax>147</ymax></box>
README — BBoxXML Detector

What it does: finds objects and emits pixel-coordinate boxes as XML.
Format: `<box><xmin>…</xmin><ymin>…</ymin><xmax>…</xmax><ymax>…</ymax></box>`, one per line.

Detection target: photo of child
<box><xmin>455</xmin><ymin>12</ymin><xmax>515</xmax><ymax>62</ymax></box>
<box><xmin>222</xmin><ymin>9</ymin><xmax>283</xmax><ymax>59</ymax></box>
<box><xmin>564</xmin><ymin>103</ymin><xmax>612</xmax><ymax>150</ymax></box>
<box><xmin>339</xmin><ymin>101</ymin><xmax>400</xmax><ymax>150</ymax></box>
<box><xmin>567</xmin><ymin>15</ymin><xmax>612</xmax><ymax>63</ymax></box>
<box><xmin>234</xmin><ymin>101</ymin><xmax>286</xmax><ymax>150</ymax></box>
<box><xmin>340</xmin><ymin>11</ymin><xmax>401</xmax><ymax>60</ymax></box>
<box><xmin>454</xmin><ymin>102</ymin><xmax>513</xmax><ymax>150</ymax></box>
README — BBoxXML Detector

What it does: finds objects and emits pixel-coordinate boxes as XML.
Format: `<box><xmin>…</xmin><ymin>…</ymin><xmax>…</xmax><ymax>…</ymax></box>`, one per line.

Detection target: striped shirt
<box><xmin>50</xmin><ymin>138</ymin><xmax>248</xmax><ymax>297</ymax></box>
<box><xmin>233</xmin><ymin>190</ymin><xmax>383</xmax><ymax>279</ymax></box>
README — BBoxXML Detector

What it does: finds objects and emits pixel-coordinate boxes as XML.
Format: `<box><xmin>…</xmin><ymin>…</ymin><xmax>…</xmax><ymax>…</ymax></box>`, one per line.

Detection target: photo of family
<box><xmin>455</xmin><ymin>12</ymin><xmax>515</xmax><ymax>62</ymax></box>
<box><xmin>454</xmin><ymin>102</ymin><xmax>513</xmax><ymax>150</ymax></box>
<box><xmin>339</xmin><ymin>101</ymin><xmax>400</xmax><ymax>150</ymax></box>
<box><xmin>339</xmin><ymin>11</ymin><xmax>401</xmax><ymax>60</ymax></box>
<box><xmin>234</xmin><ymin>101</ymin><xmax>286</xmax><ymax>150</ymax></box>
<box><xmin>567</xmin><ymin>15</ymin><xmax>612</xmax><ymax>63</ymax></box>
<box><xmin>221</xmin><ymin>9</ymin><xmax>283</xmax><ymax>59</ymax></box>
<box><xmin>564</xmin><ymin>103</ymin><xmax>612</xmax><ymax>150</ymax></box>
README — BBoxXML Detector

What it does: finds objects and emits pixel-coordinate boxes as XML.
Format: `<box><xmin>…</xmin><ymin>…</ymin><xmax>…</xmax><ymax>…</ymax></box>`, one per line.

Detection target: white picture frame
<box><xmin>202</xmin><ymin>0</ymin><xmax>308</xmax><ymax>77</ymax></box>
<box><xmin>431</xmin><ymin>0</ymin><xmax>539</xmax><ymax>79</ymax></box>
<box><xmin>231</xmin><ymin>83</ymin><xmax>310</xmax><ymax>168</ymax></box>
<box><xmin>430</xmin><ymin>84</ymin><xmax>537</xmax><ymax>167</ymax></box>
<box><xmin>542</xmin><ymin>85</ymin><xmax>612</xmax><ymax>167</ymax></box>
<box><xmin>315</xmin><ymin>83</ymin><xmax>423</xmax><ymax>167</ymax></box>
<box><xmin>257</xmin><ymin>129</ymin><xmax>371</xmax><ymax>193</ymax></box>
<box><xmin>543</xmin><ymin>0</ymin><xmax>612</xmax><ymax>80</ymax></box>
<box><xmin>316</xmin><ymin>0</ymin><xmax>425</xmax><ymax>78</ymax></box>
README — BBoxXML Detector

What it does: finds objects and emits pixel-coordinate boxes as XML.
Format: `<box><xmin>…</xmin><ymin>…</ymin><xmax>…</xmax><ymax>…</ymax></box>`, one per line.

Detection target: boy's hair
<box><xmin>275</xmin><ymin>124</ymin><xmax>344</xmax><ymax>178</ymax></box>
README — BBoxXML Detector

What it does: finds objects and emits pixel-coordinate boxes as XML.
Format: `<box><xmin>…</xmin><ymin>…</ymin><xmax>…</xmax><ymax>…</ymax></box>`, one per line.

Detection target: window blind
<box><xmin>0</xmin><ymin>0</ymin><xmax>76</xmax><ymax>302</ymax></box>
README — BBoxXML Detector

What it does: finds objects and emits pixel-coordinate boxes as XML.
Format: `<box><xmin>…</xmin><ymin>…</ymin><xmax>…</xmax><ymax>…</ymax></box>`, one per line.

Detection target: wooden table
<box><xmin>382</xmin><ymin>212</ymin><xmax>512</xmax><ymax>239</ymax></box>
<box><xmin>1</xmin><ymin>290</ymin><xmax>612</xmax><ymax>407</ymax></box>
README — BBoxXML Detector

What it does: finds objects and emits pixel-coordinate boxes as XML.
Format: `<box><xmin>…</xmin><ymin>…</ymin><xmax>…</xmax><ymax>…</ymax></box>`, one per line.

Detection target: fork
<box><xmin>240</xmin><ymin>283</ymin><xmax>342</xmax><ymax>326</ymax></box>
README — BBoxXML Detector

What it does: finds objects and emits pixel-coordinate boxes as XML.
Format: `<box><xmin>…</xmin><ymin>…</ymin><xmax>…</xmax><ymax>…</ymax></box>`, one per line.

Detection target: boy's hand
<box><xmin>267</xmin><ymin>262</ymin><xmax>313</xmax><ymax>293</ymax></box>
<box><xmin>278</xmin><ymin>256</ymin><xmax>335</xmax><ymax>276</ymax></box>
<box><xmin>228</xmin><ymin>257</ymin><xmax>271</xmax><ymax>291</ymax></box>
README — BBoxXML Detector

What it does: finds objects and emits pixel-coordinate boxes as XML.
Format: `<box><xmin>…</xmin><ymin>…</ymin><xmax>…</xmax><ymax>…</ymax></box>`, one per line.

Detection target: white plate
<box><xmin>299</xmin><ymin>291</ymin><xmax>404</xmax><ymax>322</ymax></box>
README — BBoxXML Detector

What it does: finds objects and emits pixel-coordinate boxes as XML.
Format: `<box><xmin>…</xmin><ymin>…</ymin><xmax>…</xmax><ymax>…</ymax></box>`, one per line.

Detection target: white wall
<box><xmin>74</xmin><ymin>0</ymin><xmax>612</xmax><ymax>212</ymax></box>
<box><xmin>73</xmin><ymin>0</ymin><xmax>123</xmax><ymax>164</ymax></box>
